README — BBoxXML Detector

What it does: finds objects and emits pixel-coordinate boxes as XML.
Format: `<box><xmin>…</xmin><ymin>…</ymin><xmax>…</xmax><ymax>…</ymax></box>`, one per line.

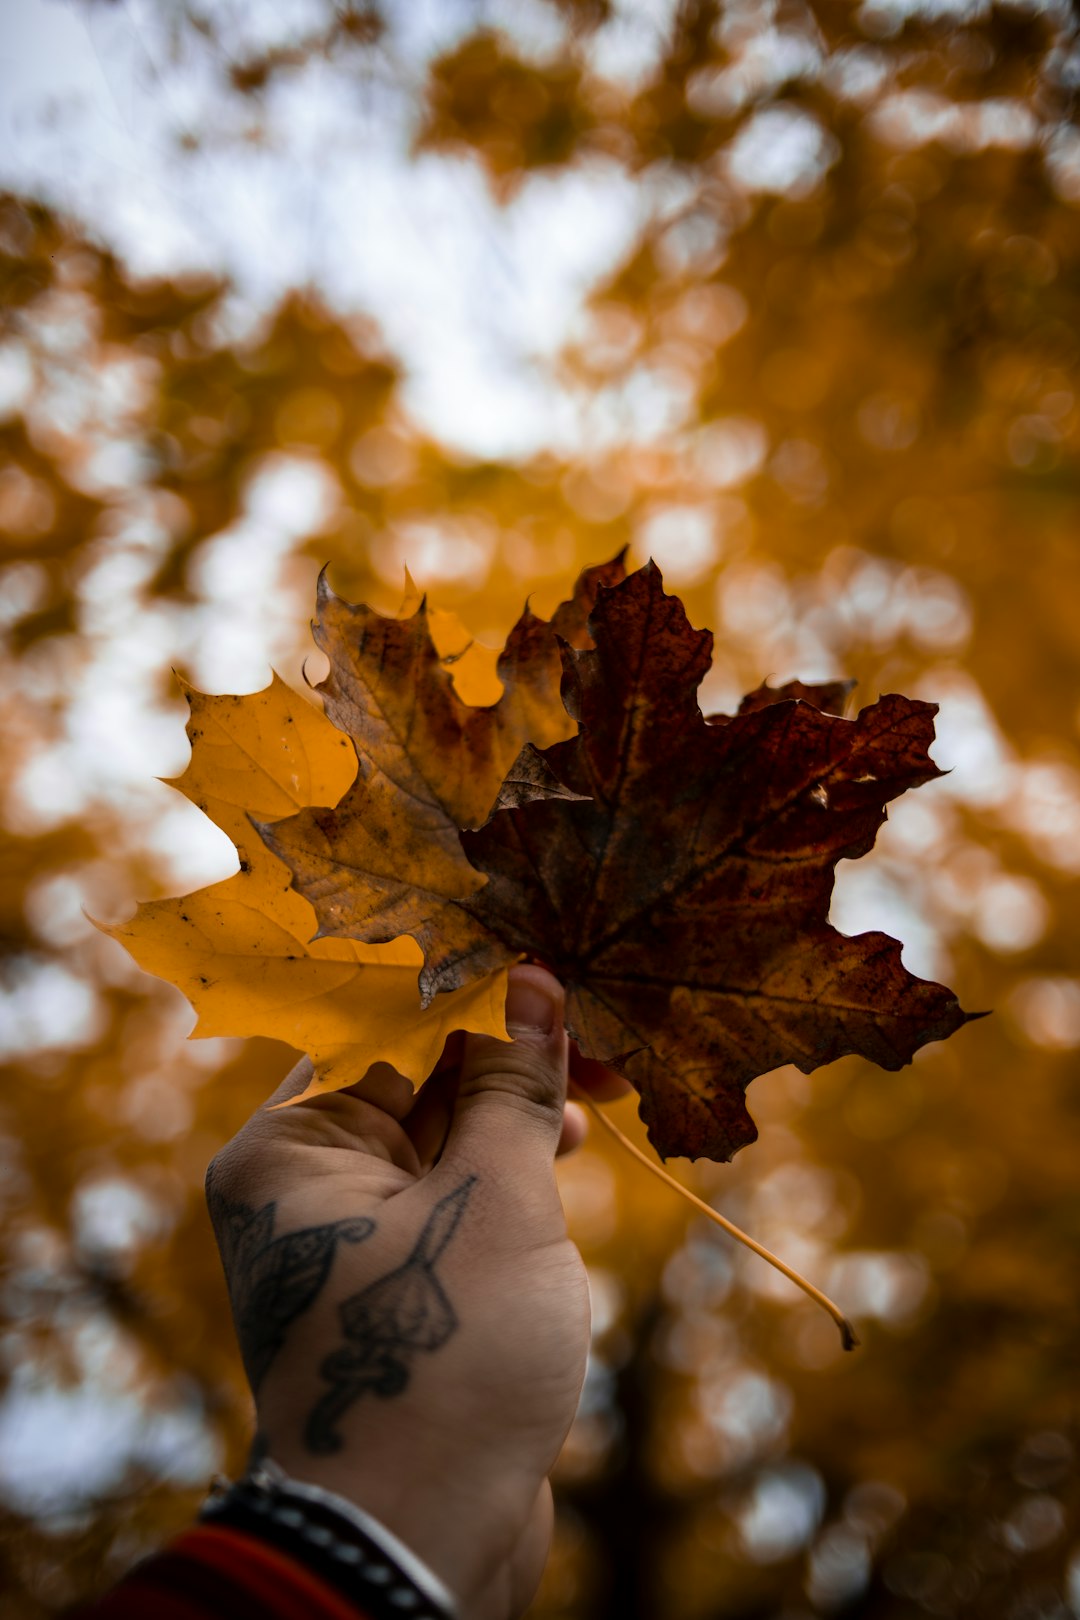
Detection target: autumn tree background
<box><xmin>2</xmin><ymin>1</ymin><xmax>1080</xmax><ymax>1615</ymax></box>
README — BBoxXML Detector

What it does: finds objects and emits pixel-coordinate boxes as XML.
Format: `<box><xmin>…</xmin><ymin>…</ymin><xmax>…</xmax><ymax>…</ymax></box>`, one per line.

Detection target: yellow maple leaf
<box><xmin>104</xmin><ymin>673</ymin><xmax>510</xmax><ymax>1104</ymax></box>
<box><xmin>400</xmin><ymin>568</ymin><xmax>503</xmax><ymax>707</ymax></box>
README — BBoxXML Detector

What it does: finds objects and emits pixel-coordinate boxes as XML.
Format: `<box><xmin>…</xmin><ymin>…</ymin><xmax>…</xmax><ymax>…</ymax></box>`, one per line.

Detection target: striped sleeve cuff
<box><xmin>76</xmin><ymin>1524</ymin><xmax>374</xmax><ymax>1620</ymax></box>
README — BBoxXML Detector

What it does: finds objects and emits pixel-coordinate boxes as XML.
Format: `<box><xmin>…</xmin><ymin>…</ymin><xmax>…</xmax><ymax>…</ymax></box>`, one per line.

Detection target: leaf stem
<box><xmin>569</xmin><ymin>1085</ymin><xmax>859</xmax><ymax>1352</ymax></box>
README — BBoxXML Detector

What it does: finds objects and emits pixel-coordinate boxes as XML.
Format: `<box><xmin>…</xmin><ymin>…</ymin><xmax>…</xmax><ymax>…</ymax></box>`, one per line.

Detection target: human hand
<box><xmin>204</xmin><ymin>965</ymin><xmax>626</xmax><ymax>1620</ymax></box>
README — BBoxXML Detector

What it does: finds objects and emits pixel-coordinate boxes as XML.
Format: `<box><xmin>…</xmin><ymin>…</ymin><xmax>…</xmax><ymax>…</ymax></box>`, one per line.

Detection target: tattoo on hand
<box><xmin>305</xmin><ymin>1176</ymin><xmax>478</xmax><ymax>1455</ymax></box>
<box><xmin>206</xmin><ymin>1168</ymin><xmax>376</xmax><ymax>1392</ymax></box>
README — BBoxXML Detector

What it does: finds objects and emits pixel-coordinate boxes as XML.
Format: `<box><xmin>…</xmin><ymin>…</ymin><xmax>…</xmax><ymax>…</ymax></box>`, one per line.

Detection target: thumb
<box><xmin>442</xmin><ymin>965</ymin><xmax>569</xmax><ymax>1191</ymax></box>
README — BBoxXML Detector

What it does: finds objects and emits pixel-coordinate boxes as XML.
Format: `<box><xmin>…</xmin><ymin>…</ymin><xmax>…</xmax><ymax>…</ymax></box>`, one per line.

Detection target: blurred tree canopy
<box><xmin>2</xmin><ymin>2</ymin><xmax>1080</xmax><ymax>1616</ymax></box>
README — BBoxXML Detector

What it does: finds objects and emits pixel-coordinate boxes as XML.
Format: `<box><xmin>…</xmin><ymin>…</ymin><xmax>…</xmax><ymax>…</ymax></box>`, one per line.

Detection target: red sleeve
<box><xmin>75</xmin><ymin>1524</ymin><xmax>374</xmax><ymax>1620</ymax></box>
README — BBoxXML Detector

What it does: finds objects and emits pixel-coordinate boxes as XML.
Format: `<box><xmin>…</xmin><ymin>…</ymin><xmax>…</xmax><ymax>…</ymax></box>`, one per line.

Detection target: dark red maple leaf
<box><xmin>460</xmin><ymin>562</ymin><xmax>977</xmax><ymax>1162</ymax></box>
<box><xmin>264</xmin><ymin>557</ymin><xmax>976</xmax><ymax>1164</ymax></box>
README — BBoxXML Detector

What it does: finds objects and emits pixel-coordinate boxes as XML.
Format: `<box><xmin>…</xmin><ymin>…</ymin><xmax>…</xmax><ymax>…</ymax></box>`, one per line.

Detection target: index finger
<box><xmin>242</xmin><ymin>1054</ymin><xmax>423</xmax><ymax>1176</ymax></box>
<box><xmin>569</xmin><ymin>1043</ymin><xmax>633</xmax><ymax>1102</ymax></box>
<box><xmin>266</xmin><ymin>1055</ymin><xmax>416</xmax><ymax>1121</ymax></box>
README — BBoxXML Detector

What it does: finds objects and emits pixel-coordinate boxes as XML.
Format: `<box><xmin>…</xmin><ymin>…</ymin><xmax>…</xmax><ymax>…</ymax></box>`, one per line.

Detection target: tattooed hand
<box><xmin>205</xmin><ymin>966</ymin><xmax>628</xmax><ymax>1620</ymax></box>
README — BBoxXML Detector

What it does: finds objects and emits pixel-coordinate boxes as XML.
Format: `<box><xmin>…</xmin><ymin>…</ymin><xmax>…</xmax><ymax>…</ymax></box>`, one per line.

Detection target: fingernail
<box><xmin>505</xmin><ymin>974</ymin><xmax>557</xmax><ymax>1035</ymax></box>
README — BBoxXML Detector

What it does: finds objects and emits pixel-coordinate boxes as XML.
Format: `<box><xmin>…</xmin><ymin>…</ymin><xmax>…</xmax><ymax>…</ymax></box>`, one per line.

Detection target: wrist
<box><xmin>257</xmin><ymin>1427</ymin><xmax>476</xmax><ymax>1601</ymax></box>
<box><xmin>256</xmin><ymin>1415</ymin><xmax>547</xmax><ymax>1616</ymax></box>
<box><xmin>201</xmin><ymin>1455</ymin><xmax>459</xmax><ymax>1619</ymax></box>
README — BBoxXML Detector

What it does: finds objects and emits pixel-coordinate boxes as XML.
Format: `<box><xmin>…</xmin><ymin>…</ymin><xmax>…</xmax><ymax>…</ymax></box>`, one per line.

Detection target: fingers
<box><xmin>404</xmin><ymin>994</ymin><xmax>627</xmax><ymax>1171</ymax></box>
<box><xmin>265</xmin><ymin>1055</ymin><xmax>415</xmax><ymax>1120</ymax></box>
<box><xmin>265</xmin><ymin>1054</ymin><xmax>318</xmax><ymax>1108</ymax></box>
<box><xmin>406</xmin><ymin>1074</ymin><xmax>586</xmax><ymax>1168</ymax></box>
<box><xmin>239</xmin><ymin>1054</ymin><xmax>420</xmax><ymax>1176</ymax></box>
<box><xmin>404</xmin><ymin>1063</ymin><xmax>458</xmax><ymax>1169</ymax></box>
<box><xmin>558</xmin><ymin>1100</ymin><xmax>588</xmax><ymax>1156</ymax></box>
<box><xmin>251</xmin><ymin>995</ymin><xmax>627</xmax><ymax>1185</ymax></box>
<box><xmin>568</xmin><ymin>1043</ymin><xmax>633</xmax><ymax>1103</ymax></box>
<box><xmin>441</xmin><ymin>965</ymin><xmax>569</xmax><ymax>1186</ymax></box>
